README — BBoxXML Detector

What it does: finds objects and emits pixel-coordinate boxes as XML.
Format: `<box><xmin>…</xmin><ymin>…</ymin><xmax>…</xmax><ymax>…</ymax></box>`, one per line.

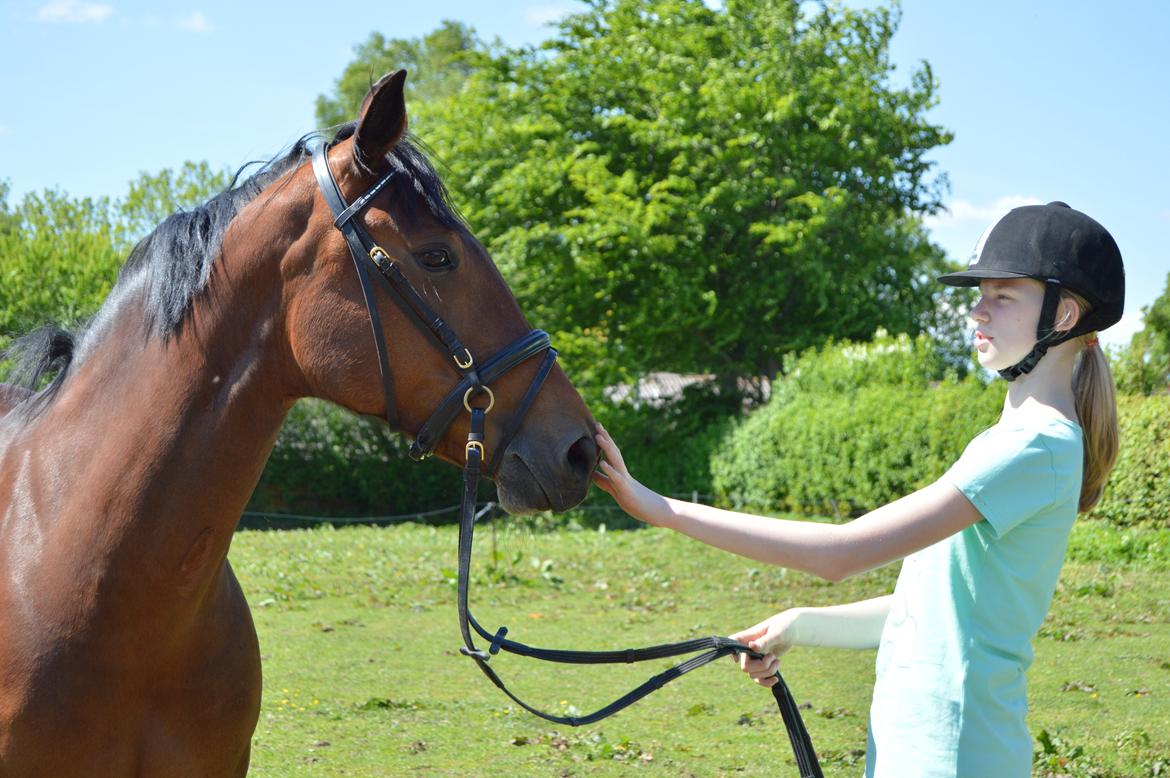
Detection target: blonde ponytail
<box><xmin>1071</xmin><ymin>326</ymin><xmax>1120</xmax><ymax>513</ymax></box>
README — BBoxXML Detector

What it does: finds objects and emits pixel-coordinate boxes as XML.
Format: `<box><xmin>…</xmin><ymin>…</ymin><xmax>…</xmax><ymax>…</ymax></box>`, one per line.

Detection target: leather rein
<box><xmin>310</xmin><ymin>143</ymin><xmax>823</xmax><ymax>777</ymax></box>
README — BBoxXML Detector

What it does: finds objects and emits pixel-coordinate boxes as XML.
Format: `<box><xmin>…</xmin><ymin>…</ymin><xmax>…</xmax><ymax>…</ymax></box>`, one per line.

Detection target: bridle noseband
<box><xmin>311</xmin><ymin>142</ymin><xmax>822</xmax><ymax>777</ymax></box>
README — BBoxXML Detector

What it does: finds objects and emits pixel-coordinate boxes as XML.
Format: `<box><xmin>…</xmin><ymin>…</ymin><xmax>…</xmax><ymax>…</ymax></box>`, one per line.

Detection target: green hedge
<box><xmin>711</xmin><ymin>334</ymin><xmax>1168</xmax><ymax>528</ymax></box>
<box><xmin>711</xmin><ymin>331</ymin><xmax>1001</xmax><ymax>516</ymax></box>
<box><xmin>247</xmin><ymin>399</ymin><xmax>459</xmax><ymax>523</ymax></box>
<box><xmin>1089</xmin><ymin>394</ymin><xmax>1170</xmax><ymax>527</ymax></box>
<box><xmin>599</xmin><ymin>382</ymin><xmax>739</xmax><ymax>499</ymax></box>
<box><xmin>712</xmin><ymin>375</ymin><xmax>1004</xmax><ymax>517</ymax></box>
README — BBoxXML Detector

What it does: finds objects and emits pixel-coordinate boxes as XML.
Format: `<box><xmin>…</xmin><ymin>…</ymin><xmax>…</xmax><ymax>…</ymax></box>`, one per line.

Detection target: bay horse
<box><xmin>0</xmin><ymin>71</ymin><xmax>597</xmax><ymax>775</ymax></box>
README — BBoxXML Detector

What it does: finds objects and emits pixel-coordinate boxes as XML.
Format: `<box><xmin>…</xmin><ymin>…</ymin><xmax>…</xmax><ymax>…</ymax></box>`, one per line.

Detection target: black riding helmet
<box><xmin>937</xmin><ymin>201</ymin><xmax>1125</xmax><ymax>380</ymax></box>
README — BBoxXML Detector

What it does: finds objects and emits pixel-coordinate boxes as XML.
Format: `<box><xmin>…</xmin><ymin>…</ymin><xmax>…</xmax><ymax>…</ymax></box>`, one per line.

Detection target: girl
<box><xmin>591</xmin><ymin>201</ymin><xmax>1125</xmax><ymax>777</ymax></box>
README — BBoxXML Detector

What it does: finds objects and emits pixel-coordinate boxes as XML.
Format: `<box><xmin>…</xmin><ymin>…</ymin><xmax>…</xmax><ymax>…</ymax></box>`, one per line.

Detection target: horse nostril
<box><xmin>566</xmin><ymin>433</ymin><xmax>599</xmax><ymax>480</ymax></box>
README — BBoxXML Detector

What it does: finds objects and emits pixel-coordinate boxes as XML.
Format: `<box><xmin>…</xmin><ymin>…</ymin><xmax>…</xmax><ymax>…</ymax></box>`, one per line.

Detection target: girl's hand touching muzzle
<box><xmin>591</xmin><ymin>424</ymin><xmax>670</xmax><ymax>526</ymax></box>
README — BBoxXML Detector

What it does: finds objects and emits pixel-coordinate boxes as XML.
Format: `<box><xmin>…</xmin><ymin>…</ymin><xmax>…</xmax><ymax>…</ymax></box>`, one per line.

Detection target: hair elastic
<box><xmin>1084</xmin><ymin>336</ymin><xmax>1099</xmax><ymax>349</ymax></box>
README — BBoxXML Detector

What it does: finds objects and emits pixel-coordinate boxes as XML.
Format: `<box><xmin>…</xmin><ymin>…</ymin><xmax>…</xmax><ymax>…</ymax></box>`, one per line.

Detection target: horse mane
<box><xmin>1</xmin><ymin>123</ymin><xmax>464</xmax><ymax>422</ymax></box>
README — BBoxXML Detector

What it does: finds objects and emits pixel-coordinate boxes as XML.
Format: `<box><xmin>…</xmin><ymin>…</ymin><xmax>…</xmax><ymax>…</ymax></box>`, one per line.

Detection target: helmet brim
<box><xmin>936</xmin><ymin>268</ymin><xmax>1035</xmax><ymax>287</ymax></box>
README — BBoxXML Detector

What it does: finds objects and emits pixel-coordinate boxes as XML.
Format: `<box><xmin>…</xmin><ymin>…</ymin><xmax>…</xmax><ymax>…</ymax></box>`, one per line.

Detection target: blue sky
<box><xmin>1</xmin><ymin>0</ymin><xmax>1166</xmax><ymax>349</ymax></box>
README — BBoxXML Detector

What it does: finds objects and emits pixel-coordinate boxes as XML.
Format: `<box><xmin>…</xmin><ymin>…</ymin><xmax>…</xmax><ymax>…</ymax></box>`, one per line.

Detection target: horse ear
<box><xmin>353</xmin><ymin>70</ymin><xmax>408</xmax><ymax>173</ymax></box>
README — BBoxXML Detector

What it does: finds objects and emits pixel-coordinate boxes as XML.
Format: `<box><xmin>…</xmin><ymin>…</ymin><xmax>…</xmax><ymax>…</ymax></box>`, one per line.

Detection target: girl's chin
<box><xmin>975</xmin><ymin>348</ymin><xmax>1007</xmax><ymax>371</ymax></box>
<box><xmin>976</xmin><ymin>348</ymin><xmax>1030</xmax><ymax>373</ymax></box>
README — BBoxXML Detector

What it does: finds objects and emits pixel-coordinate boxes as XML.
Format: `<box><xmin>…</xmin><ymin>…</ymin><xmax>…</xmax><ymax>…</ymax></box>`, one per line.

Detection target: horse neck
<box><xmin>24</xmin><ymin>215</ymin><xmax>297</xmax><ymax>601</ymax></box>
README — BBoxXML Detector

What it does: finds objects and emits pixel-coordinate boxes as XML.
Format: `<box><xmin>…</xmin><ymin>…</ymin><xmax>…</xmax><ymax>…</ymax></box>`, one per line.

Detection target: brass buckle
<box><xmin>463</xmin><ymin>386</ymin><xmax>495</xmax><ymax>414</ymax></box>
<box><xmin>368</xmin><ymin>246</ymin><xmax>389</xmax><ymax>263</ymax></box>
<box><xmin>466</xmin><ymin>440</ymin><xmax>485</xmax><ymax>461</ymax></box>
<box><xmin>454</xmin><ymin>348</ymin><xmax>474</xmax><ymax>370</ymax></box>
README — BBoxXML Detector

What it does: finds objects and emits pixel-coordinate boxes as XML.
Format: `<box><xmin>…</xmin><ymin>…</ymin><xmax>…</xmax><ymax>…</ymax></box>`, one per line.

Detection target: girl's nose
<box><xmin>968</xmin><ymin>297</ymin><xmax>990</xmax><ymax>324</ymax></box>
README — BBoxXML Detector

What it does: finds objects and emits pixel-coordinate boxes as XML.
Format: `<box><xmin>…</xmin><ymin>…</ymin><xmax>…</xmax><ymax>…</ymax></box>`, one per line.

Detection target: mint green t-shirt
<box><xmin>865</xmin><ymin>415</ymin><xmax>1083</xmax><ymax>778</ymax></box>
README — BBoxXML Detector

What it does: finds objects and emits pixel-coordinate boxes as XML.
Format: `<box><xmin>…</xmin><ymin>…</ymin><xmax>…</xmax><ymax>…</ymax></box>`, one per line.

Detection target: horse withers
<box><xmin>0</xmin><ymin>71</ymin><xmax>596</xmax><ymax>776</ymax></box>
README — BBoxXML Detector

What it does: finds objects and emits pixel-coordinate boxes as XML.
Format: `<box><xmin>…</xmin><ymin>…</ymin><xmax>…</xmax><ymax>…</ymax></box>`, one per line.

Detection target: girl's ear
<box><xmin>1054</xmin><ymin>294</ymin><xmax>1082</xmax><ymax>334</ymax></box>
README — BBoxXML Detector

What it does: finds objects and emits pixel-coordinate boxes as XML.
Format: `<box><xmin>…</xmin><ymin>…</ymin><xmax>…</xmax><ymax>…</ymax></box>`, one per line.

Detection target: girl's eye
<box><xmin>417</xmin><ymin>248</ymin><xmax>453</xmax><ymax>271</ymax></box>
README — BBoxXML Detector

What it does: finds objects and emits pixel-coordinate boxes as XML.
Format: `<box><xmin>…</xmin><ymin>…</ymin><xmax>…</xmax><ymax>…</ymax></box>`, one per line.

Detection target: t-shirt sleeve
<box><xmin>943</xmin><ymin>428</ymin><xmax>1058</xmax><ymax>538</ymax></box>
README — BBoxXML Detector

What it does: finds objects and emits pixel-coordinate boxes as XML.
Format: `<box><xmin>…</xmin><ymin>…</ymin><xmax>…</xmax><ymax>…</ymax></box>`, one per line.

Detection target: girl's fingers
<box><xmin>729</xmin><ymin>624</ymin><xmax>768</xmax><ymax>670</ymax></box>
<box><xmin>598</xmin><ymin>461</ymin><xmax>630</xmax><ymax>487</ymax></box>
<box><xmin>739</xmin><ymin>655</ymin><xmax>776</xmax><ymax>675</ymax></box>
<box><xmin>593</xmin><ymin>429</ymin><xmax>627</xmax><ymax>472</ymax></box>
<box><xmin>594</xmin><ymin>434</ymin><xmax>619</xmax><ymax>464</ymax></box>
<box><xmin>591</xmin><ymin>473</ymin><xmax>613</xmax><ymax>495</ymax></box>
<box><xmin>729</xmin><ymin>623</ymin><xmax>768</xmax><ymax>646</ymax></box>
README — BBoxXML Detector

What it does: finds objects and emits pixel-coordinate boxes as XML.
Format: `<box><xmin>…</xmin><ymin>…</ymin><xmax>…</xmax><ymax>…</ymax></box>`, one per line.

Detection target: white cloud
<box><xmin>525</xmin><ymin>4</ymin><xmax>573</xmax><ymax>26</ymax></box>
<box><xmin>35</xmin><ymin>0</ymin><xmax>112</xmax><ymax>23</ymax></box>
<box><xmin>923</xmin><ymin>195</ymin><xmax>1043</xmax><ymax>232</ymax></box>
<box><xmin>175</xmin><ymin>11</ymin><xmax>212</xmax><ymax>32</ymax></box>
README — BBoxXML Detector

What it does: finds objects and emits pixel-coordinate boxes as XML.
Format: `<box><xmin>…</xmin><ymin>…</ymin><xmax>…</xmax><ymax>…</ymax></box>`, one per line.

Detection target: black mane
<box><xmin>1</xmin><ymin>124</ymin><xmax>464</xmax><ymax>418</ymax></box>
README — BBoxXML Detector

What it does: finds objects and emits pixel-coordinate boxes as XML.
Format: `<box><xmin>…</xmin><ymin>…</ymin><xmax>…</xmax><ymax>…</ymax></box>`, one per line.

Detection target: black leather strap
<box><xmin>312</xmin><ymin>146</ymin><xmax>401</xmax><ymax>428</ymax></box>
<box><xmin>411</xmin><ymin>330</ymin><xmax>552</xmax><ymax>460</ymax></box>
<box><xmin>998</xmin><ymin>280</ymin><xmax>1063</xmax><ymax>381</ymax></box>
<box><xmin>456</xmin><ymin>489</ymin><xmax>822</xmax><ymax>775</ymax></box>
<box><xmin>312</xmin><ymin>144</ymin><xmax>477</xmax><ymax>380</ymax></box>
<box><xmin>486</xmin><ymin>347</ymin><xmax>558</xmax><ymax>475</ymax></box>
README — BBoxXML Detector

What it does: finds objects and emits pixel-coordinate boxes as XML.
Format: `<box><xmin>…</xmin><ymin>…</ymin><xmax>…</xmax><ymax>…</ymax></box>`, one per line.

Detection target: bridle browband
<box><xmin>310</xmin><ymin>142</ymin><xmax>822</xmax><ymax>777</ymax></box>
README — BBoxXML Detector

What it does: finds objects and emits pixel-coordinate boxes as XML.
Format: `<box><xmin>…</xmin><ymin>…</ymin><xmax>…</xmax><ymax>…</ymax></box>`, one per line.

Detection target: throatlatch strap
<box><xmin>312</xmin><ymin>145</ymin><xmax>400</xmax><ymax>427</ymax></box>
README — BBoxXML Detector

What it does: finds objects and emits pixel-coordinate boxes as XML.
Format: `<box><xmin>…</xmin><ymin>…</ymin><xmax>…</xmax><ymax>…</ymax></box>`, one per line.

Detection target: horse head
<box><xmin>282</xmin><ymin>71</ymin><xmax>597</xmax><ymax>513</ymax></box>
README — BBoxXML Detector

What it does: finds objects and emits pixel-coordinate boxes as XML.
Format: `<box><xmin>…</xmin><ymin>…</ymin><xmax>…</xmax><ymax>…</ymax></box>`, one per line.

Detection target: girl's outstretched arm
<box><xmin>592</xmin><ymin>426</ymin><xmax>984</xmax><ymax>581</ymax></box>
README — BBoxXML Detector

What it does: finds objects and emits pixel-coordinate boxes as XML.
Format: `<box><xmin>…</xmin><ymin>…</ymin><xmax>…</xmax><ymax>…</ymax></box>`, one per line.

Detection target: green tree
<box><xmin>1113</xmin><ymin>271</ymin><xmax>1170</xmax><ymax>395</ymax></box>
<box><xmin>0</xmin><ymin>185</ymin><xmax>123</xmax><ymax>346</ymax></box>
<box><xmin>119</xmin><ymin>161</ymin><xmax>232</xmax><ymax>242</ymax></box>
<box><xmin>314</xmin><ymin>20</ymin><xmax>483</xmax><ymax>129</ymax></box>
<box><xmin>1</xmin><ymin>163</ymin><xmax>229</xmax><ymax>354</ymax></box>
<box><xmin>413</xmin><ymin>0</ymin><xmax>953</xmax><ymax>399</ymax></box>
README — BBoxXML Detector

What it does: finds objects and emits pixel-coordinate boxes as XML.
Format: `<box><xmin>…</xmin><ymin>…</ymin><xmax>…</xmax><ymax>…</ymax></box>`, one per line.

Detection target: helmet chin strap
<box><xmin>997</xmin><ymin>280</ymin><xmax>1066</xmax><ymax>382</ymax></box>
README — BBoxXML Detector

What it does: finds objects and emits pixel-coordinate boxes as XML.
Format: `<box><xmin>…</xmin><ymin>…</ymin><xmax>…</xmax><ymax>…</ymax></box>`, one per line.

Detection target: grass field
<box><xmin>229</xmin><ymin>517</ymin><xmax>1170</xmax><ymax>777</ymax></box>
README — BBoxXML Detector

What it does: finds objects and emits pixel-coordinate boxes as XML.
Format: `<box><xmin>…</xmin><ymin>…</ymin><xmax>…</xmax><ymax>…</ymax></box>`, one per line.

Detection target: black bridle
<box><xmin>311</xmin><ymin>143</ymin><xmax>822</xmax><ymax>778</ymax></box>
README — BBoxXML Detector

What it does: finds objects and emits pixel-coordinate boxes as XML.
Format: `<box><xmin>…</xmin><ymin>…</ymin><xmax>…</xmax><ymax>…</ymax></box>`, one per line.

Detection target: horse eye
<box><xmin>418</xmin><ymin>248</ymin><xmax>453</xmax><ymax>271</ymax></box>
